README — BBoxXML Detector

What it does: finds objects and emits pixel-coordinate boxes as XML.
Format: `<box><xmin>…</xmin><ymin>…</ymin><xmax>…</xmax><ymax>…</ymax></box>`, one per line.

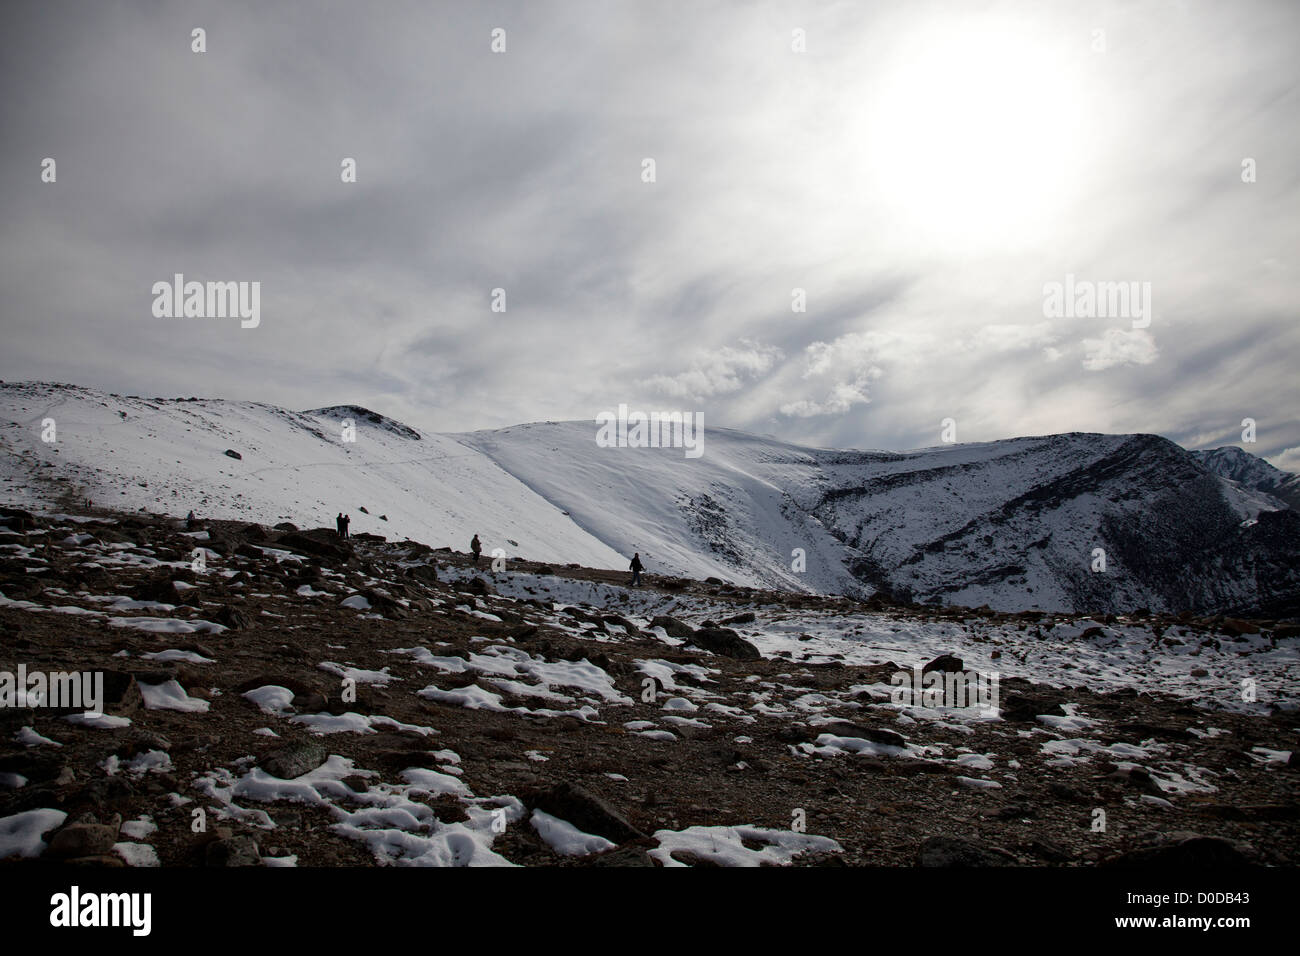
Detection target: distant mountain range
<box><xmin>1</xmin><ymin>381</ymin><xmax>1296</xmax><ymax>617</ymax></box>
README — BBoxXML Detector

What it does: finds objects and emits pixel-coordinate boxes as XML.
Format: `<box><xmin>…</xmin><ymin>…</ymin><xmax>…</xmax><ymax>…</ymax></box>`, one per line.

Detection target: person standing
<box><xmin>629</xmin><ymin>552</ymin><xmax>643</xmax><ymax>587</ymax></box>
<box><xmin>336</xmin><ymin>513</ymin><xmax>345</xmax><ymax>538</ymax></box>
<box><xmin>470</xmin><ymin>534</ymin><xmax>482</xmax><ymax>566</ymax></box>
<box><xmin>342</xmin><ymin>514</ymin><xmax>351</xmax><ymax>539</ymax></box>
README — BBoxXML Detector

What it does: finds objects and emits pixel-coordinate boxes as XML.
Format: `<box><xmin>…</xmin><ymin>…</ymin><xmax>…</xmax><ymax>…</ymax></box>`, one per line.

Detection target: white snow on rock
<box><xmin>530</xmin><ymin>809</ymin><xmax>616</xmax><ymax>857</ymax></box>
<box><xmin>139</xmin><ymin>680</ymin><xmax>210</xmax><ymax>713</ymax></box>
<box><xmin>109</xmin><ymin>616</ymin><xmax>226</xmax><ymax>635</ymax></box>
<box><xmin>242</xmin><ymin>685</ymin><xmax>296</xmax><ymax>715</ymax></box>
<box><xmin>113</xmin><ymin>842</ymin><xmax>160</xmax><ymax>866</ymax></box>
<box><xmin>0</xmin><ymin>808</ymin><xmax>67</xmax><ymax>859</ymax></box>
<box><xmin>650</xmin><ymin>824</ymin><xmax>841</xmax><ymax>867</ymax></box>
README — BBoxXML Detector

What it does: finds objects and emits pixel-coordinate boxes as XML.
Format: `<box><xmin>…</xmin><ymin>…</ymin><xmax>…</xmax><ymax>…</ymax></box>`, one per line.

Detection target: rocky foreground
<box><xmin>0</xmin><ymin>504</ymin><xmax>1296</xmax><ymax>867</ymax></box>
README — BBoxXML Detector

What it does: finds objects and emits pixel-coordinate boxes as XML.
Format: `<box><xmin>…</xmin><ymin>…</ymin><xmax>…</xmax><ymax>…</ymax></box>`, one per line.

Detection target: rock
<box><xmin>1221</xmin><ymin>618</ymin><xmax>1260</xmax><ymax>636</ymax></box>
<box><xmin>278</xmin><ymin>532</ymin><xmax>350</xmax><ymax>563</ymax></box>
<box><xmin>1047</xmin><ymin>782</ymin><xmax>1097</xmax><ymax>803</ymax></box>
<box><xmin>918</xmin><ymin>836</ymin><xmax>1010</xmax><ymax>867</ymax></box>
<box><xmin>922</xmin><ymin>654</ymin><xmax>964</xmax><ymax>674</ymax></box>
<box><xmin>294</xmin><ymin>692</ymin><xmax>328</xmax><ymax>712</ymax></box>
<box><xmin>1117</xmin><ymin>721</ymin><xmax>1194</xmax><ymax>742</ymax></box>
<box><xmin>465</xmin><ymin>577</ymin><xmax>494</xmax><ymax>597</ymax></box>
<box><xmin>650</xmin><ymin>615</ymin><xmax>695</xmax><ymax>639</ymax></box>
<box><xmin>687</xmin><ymin>627</ymin><xmax>761</xmax><ymax>661</ymax></box>
<box><xmin>817</xmin><ymin>722</ymin><xmax>907</xmax><ymax>748</ymax></box>
<box><xmin>591</xmin><ymin>845</ymin><xmax>655</xmax><ymax>866</ymax></box>
<box><xmin>704</xmin><ymin>576</ymin><xmax>725</xmax><ymax>585</ymax></box>
<box><xmin>100</xmin><ymin>671</ymin><xmax>144</xmax><ymax>717</ymax></box>
<box><xmin>223</xmin><ymin>449</ymin><xmax>243</xmax><ymax>460</ymax></box>
<box><xmin>999</xmin><ymin>693</ymin><xmax>1066</xmax><ymax>723</ymax></box>
<box><xmin>47</xmin><ymin>823</ymin><xmax>119</xmax><ymax>859</ymax></box>
<box><xmin>601</xmin><ymin>614</ymin><xmax>640</xmax><ymax>635</ymax></box>
<box><xmin>1024</xmin><ymin>839</ymin><xmax>1074</xmax><ymax>863</ymax></box>
<box><xmin>273</xmin><ymin>522</ymin><xmax>298</xmax><ymax>532</ymax></box>
<box><xmin>530</xmin><ymin>781</ymin><xmax>646</xmax><ymax>844</ymax></box>
<box><xmin>857</xmin><ymin>662</ymin><xmax>902</xmax><ymax>683</ymax></box>
<box><xmin>355</xmin><ymin>588</ymin><xmax>408</xmax><ymax>619</ymax></box>
<box><xmin>74</xmin><ymin>776</ymin><xmax>136</xmax><ymax>808</ymax></box>
<box><xmin>1103</xmin><ymin>833</ymin><xmax>1258</xmax><ymax>867</ymax></box>
<box><xmin>0</xmin><ymin>507</ymin><xmax>36</xmax><ymax>531</ymax></box>
<box><xmin>259</xmin><ymin>740</ymin><xmax>328</xmax><ymax>780</ymax></box>
<box><xmin>534</xmin><ymin>566</ymin><xmax>555</xmax><ymax>575</ymax></box>
<box><xmin>213</xmin><ymin>605</ymin><xmax>250</xmax><ymax>630</ymax></box>
<box><xmin>721</xmin><ymin>612</ymin><xmax>756</xmax><ymax>625</ymax></box>
<box><xmin>205</xmin><ymin>835</ymin><xmax>260</xmax><ymax>867</ymax></box>
<box><xmin>405</xmin><ymin>563</ymin><xmax>439</xmax><ymax>584</ymax></box>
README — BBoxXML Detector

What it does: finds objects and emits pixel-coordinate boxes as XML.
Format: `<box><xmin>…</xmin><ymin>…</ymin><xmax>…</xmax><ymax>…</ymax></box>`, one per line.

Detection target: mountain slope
<box><xmin>466</xmin><ymin>425</ymin><xmax>1300</xmax><ymax>616</ymax></box>
<box><xmin>0</xmin><ymin>382</ymin><xmax>626</xmax><ymax>570</ymax></box>
<box><xmin>1</xmin><ymin>381</ymin><xmax>1296</xmax><ymax>616</ymax></box>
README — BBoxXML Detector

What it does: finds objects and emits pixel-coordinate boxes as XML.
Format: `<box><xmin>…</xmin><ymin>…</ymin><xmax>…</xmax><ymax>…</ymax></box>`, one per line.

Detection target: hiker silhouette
<box><xmin>336</xmin><ymin>513</ymin><xmax>345</xmax><ymax>537</ymax></box>
<box><xmin>342</xmin><ymin>514</ymin><xmax>350</xmax><ymax>539</ymax></box>
<box><xmin>470</xmin><ymin>534</ymin><xmax>482</xmax><ymax>566</ymax></box>
<box><xmin>629</xmin><ymin>552</ymin><xmax>643</xmax><ymax>587</ymax></box>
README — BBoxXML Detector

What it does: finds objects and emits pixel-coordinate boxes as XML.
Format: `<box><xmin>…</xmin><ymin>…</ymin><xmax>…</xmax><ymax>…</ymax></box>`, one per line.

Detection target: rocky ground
<box><xmin>0</xmin><ymin>503</ymin><xmax>1296</xmax><ymax>867</ymax></box>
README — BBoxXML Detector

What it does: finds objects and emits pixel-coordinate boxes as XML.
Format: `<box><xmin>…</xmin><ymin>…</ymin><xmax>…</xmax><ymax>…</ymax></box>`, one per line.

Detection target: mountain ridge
<box><xmin>1</xmin><ymin>380</ymin><xmax>1296</xmax><ymax>617</ymax></box>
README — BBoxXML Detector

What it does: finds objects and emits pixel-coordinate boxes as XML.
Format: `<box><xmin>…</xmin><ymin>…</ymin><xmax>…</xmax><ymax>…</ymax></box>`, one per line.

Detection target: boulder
<box><xmin>530</xmin><ymin>781</ymin><xmax>645</xmax><ymax>844</ymax></box>
<box><xmin>1103</xmin><ymin>833</ymin><xmax>1257</xmax><ymax>867</ymax></box>
<box><xmin>688</xmin><ymin>627</ymin><xmax>761</xmax><ymax>661</ymax></box>
<box><xmin>205</xmin><ymin>835</ymin><xmax>260</xmax><ymax>867</ymax></box>
<box><xmin>47</xmin><ymin>823</ymin><xmax>119</xmax><ymax>859</ymax></box>
<box><xmin>650</xmin><ymin>615</ymin><xmax>695</xmax><ymax>639</ymax></box>
<box><xmin>922</xmin><ymin>654</ymin><xmax>964</xmax><ymax>674</ymax></box>
<box><xmin>918</xmin><ymin>836</ymin><xmax>1010</xmax><ymax>867</ymax></box>
<box><xmin>259</xmin><ymin>740</ymin><xmax>327</xmax><ymax>780</ymax></box>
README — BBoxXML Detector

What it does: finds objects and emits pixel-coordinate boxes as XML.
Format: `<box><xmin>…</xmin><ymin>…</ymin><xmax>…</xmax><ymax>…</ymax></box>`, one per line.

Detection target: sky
<box><xmin>2</xmin><ymin>0</ymin><xmax>1297</xmax><ymax>469</ymax></box>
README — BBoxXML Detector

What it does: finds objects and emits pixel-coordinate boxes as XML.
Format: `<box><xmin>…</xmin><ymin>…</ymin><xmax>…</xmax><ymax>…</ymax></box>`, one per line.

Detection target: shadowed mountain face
<box><xmin>806</xmin><ymin>433</ymin><xmax>1300</xmax><ymax>617</ymax></box>
<box><xmin>1</xmin><ymin>382</ymin><xmax>1296</xmax><ymax>617</ymax></box>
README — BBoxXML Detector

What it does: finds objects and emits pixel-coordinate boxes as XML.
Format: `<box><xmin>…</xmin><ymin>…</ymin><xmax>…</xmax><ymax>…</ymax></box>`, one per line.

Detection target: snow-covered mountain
<box><xmin>1</xmin><ymin>381</ymin><xmax>1296</xmax><ymax>617</ymax></box>
<box><xmin>1192</xmin><ymin>445</ymin><xmax>1300</xmax><ymax>511</ymax></box>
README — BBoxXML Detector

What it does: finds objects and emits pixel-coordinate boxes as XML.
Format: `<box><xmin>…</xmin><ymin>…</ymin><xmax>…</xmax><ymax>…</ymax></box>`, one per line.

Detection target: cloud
<box><xmin>1272</xmin><ymin>446</ymin><xmax>1300</xmax><ymax>474</ymax></box>
<box><xmin>0</xmin><ymin>0</ymin><xmax>1294</xmax><ymax>463</ymax></box>
<box><xmin>1081</xmin><ymin>329</ymin><xmax>1160</xmax><ymax>372</ymax></box>
<box><xmin>640</xmin><ymin>342</ymin><xmax>782</xmax><ymax>402</ymax></box>
<box><xmin>777</xmin><ymin>333</ymin><xmax>887</xmax><ymax>418</ymax></box>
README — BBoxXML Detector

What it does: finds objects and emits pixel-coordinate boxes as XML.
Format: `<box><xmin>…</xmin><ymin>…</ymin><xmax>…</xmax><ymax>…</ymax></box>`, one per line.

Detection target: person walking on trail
<box><xmin>336</xmin><ymin>513</ymin><xmax>345</xmax><ymax>538</ymax></box>
<box><xmin>470</xmin><ymin>534</ymin><xmax>482</xmax><ymax>566</ymax></box>
<box><xmin>629</xmin><ymin>552</ymin><xmax>643</xmax><ymax>587</ymax></box>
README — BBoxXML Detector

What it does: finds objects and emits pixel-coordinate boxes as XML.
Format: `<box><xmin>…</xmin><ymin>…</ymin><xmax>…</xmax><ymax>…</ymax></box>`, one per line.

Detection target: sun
<box><xmin>856</xmin><ymin>20</ymin><xmax>1092</xmax><ymax>250</ymax></box>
